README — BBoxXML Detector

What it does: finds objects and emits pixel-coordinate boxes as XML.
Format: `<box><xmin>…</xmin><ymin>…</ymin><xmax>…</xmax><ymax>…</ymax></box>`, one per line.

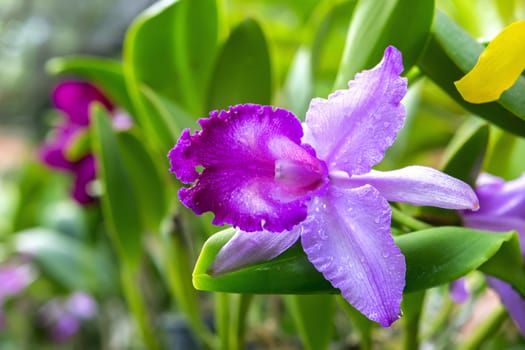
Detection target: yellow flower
<box><xmin>455</xmin><ymin>20</ymin><xmax>525</xmax><ymax>103</ymax></box>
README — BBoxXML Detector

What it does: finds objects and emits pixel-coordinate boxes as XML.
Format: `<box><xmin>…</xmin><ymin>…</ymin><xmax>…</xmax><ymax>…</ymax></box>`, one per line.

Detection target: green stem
<box><xmin>121</xmin><ymin>264</ymin><xmax>160</xmax><ymax>350</ymax></box>
<box><xmin>421</xmin><ymin>296</ymin><xmax>453</xmax><ymax>340</ymax></box>
<box><xmin>459</xmin><ymin>305</ymin><xmax>507</xmax><ymax>350</ymax></box>
<box><xmin>391</xmin><ymin>207</ymin><xmax>432</xmax><ymax>232</ymax></box>
<box><xmin>163</xmin><ymin>229</ymin><xmax>215</xmax><ymax>348</ymax></box>
<box><xmin>337</xmin><ymin>297</ymin><xmax>373</xmax><ymax>350</ymax></box>
<box><xmin>228</xmin><ymin>294</ymin><xmax>253</xmax><ymax>350</ymax></box>
<box><xmin>216</xmin><ymin>293</ymin><xmax>230</xmax><ymax>350</ymax></box>
<box><xmin>402</xmin><ymin>290</ymin><xmax>426</xmax><ymax>350</ymax></box>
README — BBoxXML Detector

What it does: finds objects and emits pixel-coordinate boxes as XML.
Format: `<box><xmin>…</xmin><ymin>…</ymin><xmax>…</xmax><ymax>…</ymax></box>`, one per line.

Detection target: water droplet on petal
<box><xmin>318</xmin><ymin>230</ymin><xmax>328</xmax><ymax>240</ymax></box>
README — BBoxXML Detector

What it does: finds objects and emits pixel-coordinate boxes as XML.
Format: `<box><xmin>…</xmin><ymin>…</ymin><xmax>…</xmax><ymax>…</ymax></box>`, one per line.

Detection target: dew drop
<box><xmin>318</xmin><ymin>230</ymin><xmax>328</xmax><ymax>240</ymax></box>
<box><xmin>374</xmin><ymin>217</ymin><xmax>380</xmax><ymax>224</ymax></box>
<box><xmin>382</xmin><ymin>251</ymin><xmax>390</xmax><ymax>258</ymax></box>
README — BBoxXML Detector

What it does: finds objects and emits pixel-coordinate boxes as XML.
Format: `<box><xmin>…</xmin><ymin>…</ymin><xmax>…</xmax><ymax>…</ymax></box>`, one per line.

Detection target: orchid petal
<box><xmin>168</xmin><ymin>104</ymin><xmax>327</xmax><ymax>232</ymax></box>
<box><xmin>473</xmin><ymin>173</ymin><xmax>525</xmax><ymax>218</ymax></box>
<box><xmin>71</xmin><ymin>155</ymin><xmax>97</xmax><ymax>204</ymax></box>
<box><xmin>209</xmin><ymin>228</ymin><xmax>301</xmax><ymax>276</ymax></box>
<box><xmin>52</xmin><ymin>81</ymin><xmax>113</xmax><ymax>126</ymax></box>
<box><xmin>455</xmin><ymin>20</ymin><xmax>525</xmax><ymax>103</ymax></box>
<box><xmin>486</xmin><ymin>276</ymin><xmax>525</xmax><ymax>336</ymax></box>
<box><xmin>350</xmin><ymin>166</ymin><xmax>479</xmax><ymax>210</ymax></box>
<box><xmin>300</xmin><ymin>185</ymin><xmax>405</xmax><ymax>327</ymax></box>
<box><xmin>303</xmin><ymin>46</ymin><xmax>407</xmax><ymax>175</ymax></box>
<box><xmin>449</xmin><ymin>278</ymin><xmax>469</xmax><ymax>303</ymax></box>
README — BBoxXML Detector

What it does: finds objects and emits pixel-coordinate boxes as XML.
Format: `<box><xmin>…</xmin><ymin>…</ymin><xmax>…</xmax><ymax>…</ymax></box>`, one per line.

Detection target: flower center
<box><xmin>275</xmin><ymin>159</ymin><xmax>325</xmax><ymax>191</ymax></box>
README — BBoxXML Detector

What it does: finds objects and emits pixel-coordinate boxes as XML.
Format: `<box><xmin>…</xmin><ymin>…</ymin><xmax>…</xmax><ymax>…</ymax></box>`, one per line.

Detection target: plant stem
<box><xmin>402</xmin><ymin>290</ymin><xmax>426</xmax><ymax>350</ymax></box>
<box><xmin>391</xmin><ymin>207</ymin><xmax>432</xmax><ymax>232</ymax></box>
<box><xmin>228</xmin><ymin>294</ymin><xmax>253</xmax><ymax>350</ymax></box>
<box><xmin>459</xmin><ymin>305</ymin><xmax>507</xmax><ymax>350</ymax></box>
<box><xmin>337</xmin><ymin>297</ymin><xmax>373</xmax><ymax>350</ymax></box>
<box><xmin>163</xmin><ymin>229</ymin><xmax>215</xmax><ymax>348</ymax></box>
<box><xmin>121</xmin><ymin>264</ymin><xmax>160</xmax><ymax>350</ymax></box>
<box><xmin>216</xmin><ymin>293</ymin><xmax>230</xmax><ymax>350</ymax></box>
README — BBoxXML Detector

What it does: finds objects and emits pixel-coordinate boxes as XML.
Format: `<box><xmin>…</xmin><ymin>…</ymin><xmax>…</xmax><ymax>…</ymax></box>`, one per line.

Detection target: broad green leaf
<box><xmin>124</xmin><ymin>0</ymin><xmax>218</xmax><ymax>116</ymax></box>
<box><xmin>417</xmin><ymin>11</ymin><xmax>525</xmax><ymax>136</ymax></box>
<box><xmin>15</xmin><ymin>228</ymin><xmax>96</xmax><ymax>291</ymax></box>
<box><xmin>283</xmin><ymin>47</ymin><xmax>313</xmax><ymax>119</ymax></box>
<box><xmin>141</xmin><ymin>85</ymin><xmax>195</xmax><ymax>137</ymax></box>
<box><xmin>90</xmin><ymin>105</ymin><xmax>142</xmax><ymax>265</ymax></box>
<box><xmin>334</xmin><ymin>0</ymin><xmax>434</xmax><ymax>87</ymax></box>
<box><xmin>286</xmin><ymin>295</ymin><xmax>335</xmax><ymax>350</ymax></box>
<box><xmin>207</xmin><ymin>19</ymin><xmax>272</xmax><ymax>110</ymax></box>
<box><xmin>117</xmin><ymin>131</ymin><xmax>170</xmax><ymax>232</ymax></box>
<box><xmin>123</xmin><ymin>0</ymin><xmax>218</xmax><ymax>151</ymax></box>
<box><xmin>310</xmin><ymin>0</ymin><xmax>356</xmax><ymax>96</ymax></box>
<box><xmin>46</xmin><ymin>56</ymin><xmax>135</xmax><ymax>115</ymax></box>
<box><xmin>193</xmin><ymin>227</ymin><xmax>525</xmax><ymax>296</ymax></box>
<box><xmin>441</xmin><ymin>120</ymin><xmax>489</xmax><ymax>187</ymax></box>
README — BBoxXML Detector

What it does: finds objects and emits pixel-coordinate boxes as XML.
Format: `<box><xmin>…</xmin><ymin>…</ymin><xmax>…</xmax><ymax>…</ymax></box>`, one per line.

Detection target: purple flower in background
<box><xmin>460</xmin><ymin>173</ymin><xmax>525</xmax><ymax>335</ymax></box>
<box><xmin>40</xmin><ymin>292</ymin><xmax>97</xmax><ymax>343</ymax></box>
<box><xmin>0</xmin><ymin>264</ymin><xmax>34</xmax><ymax>329</ymax></box>
<box><xmin>39</xmin><ymin>81</ymin><xmax>131</xmax><ymax>204</ymax></box>
<box><xmin>168</xmin><ymin>46</ymin><xmax>478</xmax><ymax>326</ymax></box>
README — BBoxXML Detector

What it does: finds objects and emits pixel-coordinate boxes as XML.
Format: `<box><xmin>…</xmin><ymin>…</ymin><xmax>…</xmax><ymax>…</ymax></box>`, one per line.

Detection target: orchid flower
<box><xmin>0</xmin><ymin>264</ymin><xmax>34</xmax><ymax>329</ymax></box>
<box><xmin>39</xmin><ymin>81</ymin><xmax>132</xmax><ymax>204</ymax></box>
<box><xmin>40</xmin><ymin>292</ymin><xmax>97</xmax><ymax>343</ymax></box>
<box><xmin>168</xmin><ymin>46</ymin><xmax>479</xmax><ymax>326</ymax></box>
<box><xmin>460</xmin><ymin>173</ymin><xmax>525</xmax><ymax>335</ymax></box>
<box><xmin>455</xmin><ymin>20</ymin><xmax>525</xmax><ymax>103</ymax></box>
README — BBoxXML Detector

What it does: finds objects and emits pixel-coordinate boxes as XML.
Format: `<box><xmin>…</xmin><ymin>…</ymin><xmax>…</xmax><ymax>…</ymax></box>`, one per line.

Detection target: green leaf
<box><xmin>46</xmin><ymin>56</ymin><xmax>135</xmax><ymax>115</ymax></box>
<box><xmin>193</xmin><ymin>227</ymin><xmax>525</xmax><ymax>296</ymax></box>
<box><xmin>417</xmin><ymin>11</ymin><xmax>525</xmax><ymax>137</ymax></box>
<box><xmin>441</xmin><ymin>120</ymin><xmax>489</xmax><ymax>187</ymax></box>
<box><xmin>122</xmin><ymin>0</ymin><xmax>218</xmax><ymax>151</ymax></box>
<box><xmin>207</xmin><ymin>19</ymin><xmax>272</xmax><ymax>110</ymax></box>
<box><xmin>90</xmin><ymin>104</ymin><xmax>142</xmax><ymax>265</ymax></box>
<box><xmin>64</xmin><ymin>128</ymin><xmax>91</xmax><ymax>162</ymax></box>
<box><xmin>123</xmin><ymin>0</ymin><xmax>218</xmax><ymax>115</ymax></box>
<box><xmin>310</xmin><ymin>0</ymin><xmax>357</xmax><ymax>96</ymax></box>
<box><xmin>117</xmin><ymin>131</ymin><xmax>170</xmax><ymax>232</ymax></box>
<box><xmin>334</xmin><ymin>0</ymin><xmax>434</xmax><ymax>87</ymax></box>
<box><xmin>15</xmin><ymin>228</ymin><xmax>97</xmax><ymax>291</ymax></box>
<box><xmin>286</xmin><ymin>295</ymin><xmax>335</xmax><ymax>350</ymax></box>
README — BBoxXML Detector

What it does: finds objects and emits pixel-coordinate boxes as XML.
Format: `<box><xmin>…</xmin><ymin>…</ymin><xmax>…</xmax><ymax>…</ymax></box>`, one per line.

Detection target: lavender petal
<box><xmin>487</xmin><ymin>276</ymin><xmax>525</xmax><ymax>336</ymax></box>
<box><xmin>300</xmin><ymin>185</ymin><xmax>405</xmax><ymax>327</ymax></box>
<box><xmin>209</xmin><ymin>228</ymin><xmax>301</xmax><ymax>276</ymax></box>
<box><xmin>449</xmin><ymin>278</ymin><xmax>469</xmax><ymax>303</ymax></box>
<box><xmin>351</xmin><ymin>166</ymin><xmax>479</xmax><ymax>210</ymax></box>
<box><xmin>303</xmin><ymin>46</ymin><xmax>407</xmax><ymax>175</ymax></box>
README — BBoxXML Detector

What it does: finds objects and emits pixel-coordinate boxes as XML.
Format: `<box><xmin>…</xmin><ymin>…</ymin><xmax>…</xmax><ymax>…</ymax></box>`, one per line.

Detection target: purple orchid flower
<box><xmin>0</xmin><ymin>264</ymin><xmax>34</xmax><ymax>329</ymax></box>
<box><xmin>168</xmin><ymin>46</ymin><xmax>479</xmax><ymax>326</ymax></box>
<box><xmin>40</xmin><ymin>291</ymin><xmax>97</xmax><ymax>343</ymax></box>
<box><xmin>39</xmin><ymin>81</ymin><xmax>131</xmax><ymax>204</ymax></box>
<box><xmin>460</xmin><ymin>172</ymin><xmax>525</xmax><ymax>335</ymax></box>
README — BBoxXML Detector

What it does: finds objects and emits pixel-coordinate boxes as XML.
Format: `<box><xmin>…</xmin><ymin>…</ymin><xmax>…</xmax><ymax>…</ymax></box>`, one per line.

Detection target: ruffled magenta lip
<box><xmin>169</xmin><ymin>104</ymin><xmax>328</xmax><ymax>233</ymax></box>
